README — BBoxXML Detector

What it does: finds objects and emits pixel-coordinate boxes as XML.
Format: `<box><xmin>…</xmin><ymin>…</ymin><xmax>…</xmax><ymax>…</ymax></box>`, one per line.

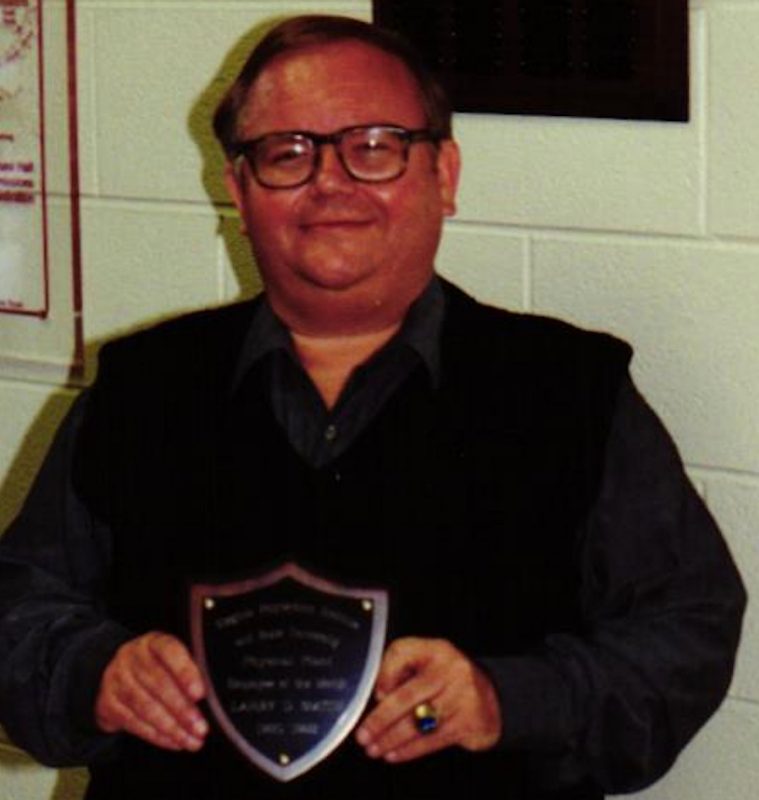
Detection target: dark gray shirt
<box><xmin>0</xmin><ymin>280</ymin><xmax>746</xmax><ymax>793</ymax></box>
<box><xmin>234</xmin><ymin>277</ymin><xmax>443</xmax><ymax>466</ymax></box>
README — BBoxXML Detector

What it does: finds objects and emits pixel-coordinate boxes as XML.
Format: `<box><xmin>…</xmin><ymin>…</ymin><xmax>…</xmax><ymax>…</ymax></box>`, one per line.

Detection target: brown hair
<box><xmin>213</xmin><ymin>15</ymin><xmax>452</xmax><ymax>157</ymax></box>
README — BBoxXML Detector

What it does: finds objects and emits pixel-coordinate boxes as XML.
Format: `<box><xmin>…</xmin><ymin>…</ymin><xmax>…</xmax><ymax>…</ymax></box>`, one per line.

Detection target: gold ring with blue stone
<box><xmin>413</xmin><ymin>702</ymin><xmax>439</xmax><ymax>735</ymax></box>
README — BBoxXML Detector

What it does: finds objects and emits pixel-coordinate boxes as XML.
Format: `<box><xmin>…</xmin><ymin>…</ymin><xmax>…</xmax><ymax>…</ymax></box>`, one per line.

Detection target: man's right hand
<box><xmin>95</xmin><ymin>631</ymin><xmax>209</xmax><ymax>751</ymax></box>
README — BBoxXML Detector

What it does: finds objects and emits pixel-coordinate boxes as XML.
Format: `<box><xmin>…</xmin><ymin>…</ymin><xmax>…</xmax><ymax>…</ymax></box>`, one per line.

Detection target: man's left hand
<box><xmin>355</xmin><ymin>637</ymin><xmax>501</xmax><ymax>763</ymax></box>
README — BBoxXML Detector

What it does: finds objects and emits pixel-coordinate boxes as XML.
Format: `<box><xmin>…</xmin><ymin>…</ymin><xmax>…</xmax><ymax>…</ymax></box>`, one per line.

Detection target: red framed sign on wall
<box><xmin>0</xmin><ymin>0</ymin><xmax>83</xmax><ymax>379</ymax></box>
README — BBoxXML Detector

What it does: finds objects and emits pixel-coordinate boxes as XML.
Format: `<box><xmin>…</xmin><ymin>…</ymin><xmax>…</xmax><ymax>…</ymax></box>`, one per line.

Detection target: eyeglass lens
<box><xmin>251</xmin><ymin>127</ymin><xmax>411</xmax><ymax>187</ymax></box>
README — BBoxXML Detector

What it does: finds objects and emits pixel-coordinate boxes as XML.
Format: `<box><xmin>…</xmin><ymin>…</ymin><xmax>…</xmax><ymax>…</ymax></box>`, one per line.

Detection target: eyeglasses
<box><xmin>231</xmin><ymin>124</ymin><xmax>442</xmax><ymax>189</ymax></box>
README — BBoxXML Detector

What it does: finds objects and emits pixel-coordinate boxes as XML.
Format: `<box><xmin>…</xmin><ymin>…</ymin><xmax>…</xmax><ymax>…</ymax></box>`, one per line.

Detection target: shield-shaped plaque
<box><xmin>190</xmin><ymin>562</ymin><xmax>388</xmax><ymax>781</ymax></box>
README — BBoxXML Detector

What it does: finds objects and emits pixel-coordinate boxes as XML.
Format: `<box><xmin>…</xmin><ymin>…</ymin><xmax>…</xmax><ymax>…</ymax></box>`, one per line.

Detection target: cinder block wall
<box><xmin>1</xmin><ymin>2</ymin><xmax>757</xmax><ymax>798</ymax></box>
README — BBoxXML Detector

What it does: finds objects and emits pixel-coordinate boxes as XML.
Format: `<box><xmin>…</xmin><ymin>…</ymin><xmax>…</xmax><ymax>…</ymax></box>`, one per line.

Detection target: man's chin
<box><xmin>296</xmin><ymin>263</ymin><xmax>377</xmax><ymax>294</ymax></box>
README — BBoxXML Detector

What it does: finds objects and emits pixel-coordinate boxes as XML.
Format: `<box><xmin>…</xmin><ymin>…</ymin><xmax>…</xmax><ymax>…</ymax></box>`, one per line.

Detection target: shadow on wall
<box><xmin>0</xmin><ymin>391</ymin><xmax>78</xmax><ymax>534</ymax></box>
<box><xmin>186</xmin><ymin>16</ymin><xmax>295</xmax><ymax>308</ymax></box>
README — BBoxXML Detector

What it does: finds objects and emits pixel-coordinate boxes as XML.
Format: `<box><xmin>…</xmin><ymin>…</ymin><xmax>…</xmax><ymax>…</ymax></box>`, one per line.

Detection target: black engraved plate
<box><xmin>190</xmin><ymin>563</ymin><xmax>388</xmax><ymax>782</ymax></box>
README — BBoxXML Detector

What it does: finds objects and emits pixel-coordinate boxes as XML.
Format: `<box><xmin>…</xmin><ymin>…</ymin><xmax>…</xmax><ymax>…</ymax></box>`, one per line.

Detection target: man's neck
<box><xmin>290</xmin><ymin>324</ymin><xmax>401</xmax><ymax>409</ymax></box>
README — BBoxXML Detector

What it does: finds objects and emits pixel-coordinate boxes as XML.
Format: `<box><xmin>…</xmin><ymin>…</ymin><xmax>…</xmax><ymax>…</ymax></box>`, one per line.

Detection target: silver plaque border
<box><xmin>190</xmin><ymin>562</ymin><xmax>388</xmax><ymax>782</ymax></box>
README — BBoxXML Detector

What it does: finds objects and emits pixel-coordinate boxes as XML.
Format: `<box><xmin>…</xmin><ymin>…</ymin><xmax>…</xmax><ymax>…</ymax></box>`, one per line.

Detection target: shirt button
<box><xmin>324</xmin><ymin>424</ymin><xmax>338</xmax><ymax>442</ymax></box>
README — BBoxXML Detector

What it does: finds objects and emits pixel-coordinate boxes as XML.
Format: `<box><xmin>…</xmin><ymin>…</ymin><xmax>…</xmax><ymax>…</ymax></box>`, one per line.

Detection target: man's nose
<box><xmin>311</xmin><ymin>144</ymin><xmax>354</xmax><ymax>192</ymax></box>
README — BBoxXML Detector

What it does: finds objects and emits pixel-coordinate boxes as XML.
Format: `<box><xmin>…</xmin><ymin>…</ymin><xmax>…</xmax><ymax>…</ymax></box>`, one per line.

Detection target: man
<box><xmin>0</xmin><ymin>15</ymin><xmax>745</xmax><ymax>800</ymax></box>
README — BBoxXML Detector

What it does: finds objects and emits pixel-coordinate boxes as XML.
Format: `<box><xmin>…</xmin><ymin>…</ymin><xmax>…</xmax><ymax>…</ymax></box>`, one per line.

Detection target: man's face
<box><xmin>224</xmin><ymin>40</ymin><xmax>460</xmax><ymax>334</ymax></box>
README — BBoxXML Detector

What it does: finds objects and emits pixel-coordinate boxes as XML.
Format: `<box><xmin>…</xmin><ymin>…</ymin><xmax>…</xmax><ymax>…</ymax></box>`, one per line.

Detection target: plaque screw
<box><xmin>204</xmin><ymin>598</ymin><xmax>215</xmax><ymax>611</ymax></box>
<box><xmin>278</xmin><ymin>753</ymin><xmax>290</xmax><ymax>766</ymax></box>
<box><xmin>362</xmin><ymin>599</ymin><xmax>373</xmax><ymax>612</ymax></box>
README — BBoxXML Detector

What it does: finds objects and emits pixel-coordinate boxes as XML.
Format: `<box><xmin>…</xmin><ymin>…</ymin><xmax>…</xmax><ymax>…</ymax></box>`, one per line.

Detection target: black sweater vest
<box><xmin>76</xmin><ymin>283</ymin><xmax>630</xmax><ymax>800</ymax></box>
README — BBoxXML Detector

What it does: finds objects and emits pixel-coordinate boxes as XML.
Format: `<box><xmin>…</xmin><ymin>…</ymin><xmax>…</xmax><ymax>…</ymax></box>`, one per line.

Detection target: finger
<box><xmin>131</xmin><ymin>656</ymin><xmax>209</xmax><ymax>740</ymax></box>
<box><xmin>379</xmin><ymin>644</ymin><xmax>501</xmax><ymax>752</ymax></box>
<box><xmin>363</xmin><ymin>699</ymin><xmax>443</xmax><ymax>759</ymax></box>
<box><xmin>107</xmin><ymin>693</ymin><xmax>203</xmax><ymax>752</ymax></box>
<box><xmin>96</xmin><ymin>633</ymin><xmax>209</xmax><ymax>748</ymax></box>
<box><xmin>358</xmin><ymin>671</ymin><xmax>444</xmax><ymax>748</ymax></box>
<box><xmin>374</xmin><ymin>637</ymin><xmax>431</xmax><ymax>699</ymax></box>
<box><xmin>109</xmin><ymin>664</ymin><xmax>205</xmax><ymax>749</ymax></box>
<box><xmin>384</xmin><ymin>723</ymin><xmax>458</xmax><ymax>764</ymax></box>
<box><xmin>371</xmin><ymin>675</ymin><xmax>493</xmax><ymax>763</ymax></box>
<box><xmin>111</xmin><ymin>635</ymin><xmax>207</xmax><ymax>740</ymax></box>
<box><xmin>136</xmin><ymin>635</ymin><xmax>208</xmax><ymax>734</ymax></box>
<box><xmin>97</xmin><ymin>674</ymin><xmax>201</xmax><ymax>751</ymax></box>
<box><xmin>363</xmin><ymin>680</ymin><xmax>460</xmax><ymax>760</ymax></box>
<box><xmin>148</xmin><ymin>633</ymin><xmax>206</xmax><ymax>701</ymax></box>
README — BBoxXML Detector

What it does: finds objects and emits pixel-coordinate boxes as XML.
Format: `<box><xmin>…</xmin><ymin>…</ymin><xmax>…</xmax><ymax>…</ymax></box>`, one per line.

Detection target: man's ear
<box><xmin>223</xmin><ymin>161</ymin><xmax>248</xmax><ymax>235</ymax></box>
<box><xmin>436</xmin><ymin>139</ymin><xmax>461</xmax><ymax>218</ymax></box>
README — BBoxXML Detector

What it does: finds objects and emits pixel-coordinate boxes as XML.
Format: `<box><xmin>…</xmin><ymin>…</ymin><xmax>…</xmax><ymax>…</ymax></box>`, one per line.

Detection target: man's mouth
<box><xmin>301</xmin><ymin>217</ymin><xmax>372</xmax><ymax>227</ymax></box>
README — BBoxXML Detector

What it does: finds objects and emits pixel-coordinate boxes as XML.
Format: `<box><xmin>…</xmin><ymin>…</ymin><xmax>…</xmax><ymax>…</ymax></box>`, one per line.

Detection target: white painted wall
<box><xmin>1</xmin><ymin>2</ymin><xmax>757</xmax><ymax>798</ymax></box>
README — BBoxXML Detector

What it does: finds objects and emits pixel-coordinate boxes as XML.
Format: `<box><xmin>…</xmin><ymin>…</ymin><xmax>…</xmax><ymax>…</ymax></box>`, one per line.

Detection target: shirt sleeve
<box><xmin>0</xmin><ymin>393</ymin><xmax>133</xmax><ymax>767</ymax></box>
<box><xmin>478</xmin><ymin>375</ymin><xmax>747</xmax><ymax>793</ymax></box>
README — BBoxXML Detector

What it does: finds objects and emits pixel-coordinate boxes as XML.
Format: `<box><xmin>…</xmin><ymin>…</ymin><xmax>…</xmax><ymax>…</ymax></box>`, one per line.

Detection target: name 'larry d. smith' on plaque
<box><xmin>189</xmin><ymin>563</ymin><xmax>389</xmax><ymax>781</ymax></box>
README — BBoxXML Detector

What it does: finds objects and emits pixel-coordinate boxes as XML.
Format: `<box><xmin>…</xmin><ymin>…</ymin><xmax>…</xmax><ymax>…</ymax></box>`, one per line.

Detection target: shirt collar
<box><xmin>231</xmin><ymin>275</ymin><xmax>445</xmax><ymax>394</ymax></box>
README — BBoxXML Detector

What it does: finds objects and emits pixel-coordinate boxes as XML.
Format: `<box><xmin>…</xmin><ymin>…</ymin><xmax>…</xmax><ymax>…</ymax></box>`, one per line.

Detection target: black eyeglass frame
<box><xmin>230</xmin><ymin>124</ymin><xmax>444</xmax><ymax>189</ymax></box>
